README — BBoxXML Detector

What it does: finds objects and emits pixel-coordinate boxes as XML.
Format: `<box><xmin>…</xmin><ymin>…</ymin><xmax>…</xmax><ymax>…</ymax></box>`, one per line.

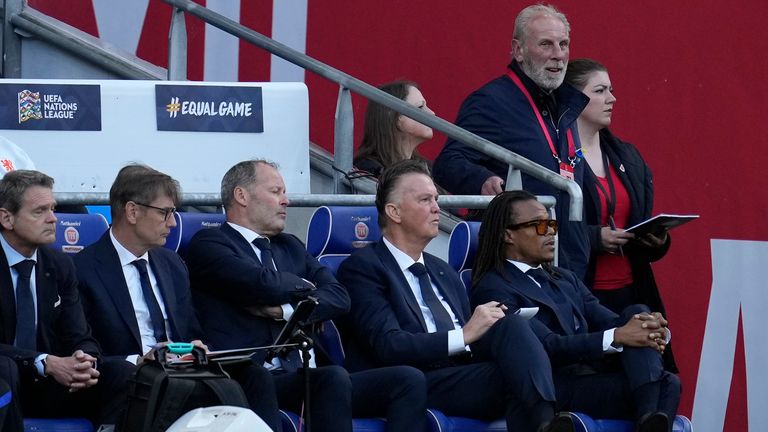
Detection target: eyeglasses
<box><xmin>133</xmin><ymin>202</ymin><xmax>176</xmax><ymax>221</ymax></box>
<box><xmin>506</xmin><ymin>219</ymin><xmax>558</xmax><ymax>235</ymax></box>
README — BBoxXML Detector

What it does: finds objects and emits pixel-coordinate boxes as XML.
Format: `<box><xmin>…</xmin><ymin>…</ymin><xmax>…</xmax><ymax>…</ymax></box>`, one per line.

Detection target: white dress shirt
<box><xmin>110</xmin><ymin>230</ymin><xmax>172</xmax><ymax>364</ymax></box>
<box><xmin>382</xmin><ymin>237</ymin><xmax>468</xmax><ymax>355</ymax></box>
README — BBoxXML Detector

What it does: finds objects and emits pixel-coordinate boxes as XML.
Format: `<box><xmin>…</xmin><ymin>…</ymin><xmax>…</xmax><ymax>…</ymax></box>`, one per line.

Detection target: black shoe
<box><xmin>636</xmin><ymin>411</ymin><xmax>670</xmax><ymax>432</ymax></box>
<box><xmin>538</xmin><ymin>412</ymin><xmax>575</xmax><ymax>432</ymax></box>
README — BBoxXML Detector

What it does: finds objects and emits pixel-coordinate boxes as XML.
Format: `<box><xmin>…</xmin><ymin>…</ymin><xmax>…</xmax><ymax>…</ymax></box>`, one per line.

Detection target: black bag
<box><xmin>120</xmin><ymin>346</ymin><xmax>250</xmax><ymax>432</ymax></box>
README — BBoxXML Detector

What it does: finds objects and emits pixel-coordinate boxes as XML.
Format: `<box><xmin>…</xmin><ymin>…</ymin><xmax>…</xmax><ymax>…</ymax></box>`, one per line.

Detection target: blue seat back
<box><xmin>23</xmin><ymin>418</ymin><xmax>94</xmax><ymax>432</ymax></box>
<box><xmin>317</xmin><ymin>254</ymin><xmax>348</xmax><ymax>277</ymax></box>
<box><xmin>447</xmin><ymin>221</ymin><xmax>481</xmax><ymax>273</ymax></box>
<box><xmin>306</xmin><ymin>206</ymin><xmax>380</xmax><ymax>257</ymax></box>
<box><xmin>165</xmin><ymin>212</ymin><xmax>226</xmax><ymax>257</ymax></box>
<box><xmin>51</xmin><ymin>213</ymin><xmax>109</xmax><ymax>254</ymax></box>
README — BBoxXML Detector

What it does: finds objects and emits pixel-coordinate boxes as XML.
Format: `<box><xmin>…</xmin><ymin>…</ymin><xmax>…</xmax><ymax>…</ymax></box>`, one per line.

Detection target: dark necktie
<box><xmin>252</xmin><ymin>237</ymin><xmax>300</xmax><ymax>371</ymax></box>
<box><xmin>14</xmin><ymin>260</ymin><xmax>36</xmax><ymax>350</ymax></box>
<box><xmin>132</xmin><ymin>259</ymin><xmax>168</xmax><ymax>343</ymax></box>
<box><xmin>252</xmin><ymin>238</ymin><xmax>275</xmax><ymax>270</ymax></box>
<box><xmin>409</xmin><ymin>263</ymin><xmax>455</xmax><ymax>332</ymax></box>
<box><xmin>527</xmin><ymin>267</ymin><xmax>575</xmax><ymax>332</ymax></box>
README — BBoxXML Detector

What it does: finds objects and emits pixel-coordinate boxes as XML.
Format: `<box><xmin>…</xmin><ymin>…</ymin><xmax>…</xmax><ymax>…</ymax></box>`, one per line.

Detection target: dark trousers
<box><xmin>273</xmin><ymin>365</ymin><xmax>352</xmax><ymax>432</ymax></box>
<box><xmin>555</xmin><ymin>304</ymin><xmax>681</xmax><ymax>421</ymax></box>
<box><xmin>430</xmin><ymin>314</ymin><xmax>558</xmax><ymax>432</ymax></box>
<box><xmin>0</xmin><ymin>355</ymin><xmax>132</xmax><ymax>432</ymax></box>
<box><xmin>224</xmin><ymin>360</ymin><xmax>281</xmax><ymax>431</ymax></box>
<box><xmin>351</xmin><ymin>366</ymin><xmax>427</xmax><ymax>432</ymax></box>
<box><xmin>273</xmin><ymin>365</ymin><xmax>427</xmax><ymax>432</ymax></box>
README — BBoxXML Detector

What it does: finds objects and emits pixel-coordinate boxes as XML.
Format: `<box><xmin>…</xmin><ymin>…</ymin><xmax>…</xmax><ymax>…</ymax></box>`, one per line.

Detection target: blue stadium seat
<box><xmin>51</xmin><ymin>213</ymin><xmax>109</xmax><ymax>254</ymax></box>
<box><xmin>164</xmin><ymin>212</ymin><xmax>226</xmax><ymax>258</ymax></box>
<box><xmin>571</xmin><ymin>412</ymin><xmax>692</xmax><ymax>432</ymax></box>
<box><xmin>23</xmin><ymin>418</ymin><xmax>94</xmax><ymax>432</ymax></box>
<box><xmin>447</xmin><ymin>221</ymin><xmax>481</xmax><ymax>273</ymax></box>
<box><xmin>426</xmin><ymin>409</ymin><xmax>506</xmax><ymax>432</ymax></box>
<box><xmin>281</xmin><ymin>405</ymin><xmax>387</xmax><ymax>432</ymax></box>
<box><xmin>458</xmin><ymin>269</ymin><xmax>472</xmax><ymax>295</ymax></box>
<box><xmin>306</xmin><ymin>206</ymin><xmax>380</xmax><ymax>258</ymax></box>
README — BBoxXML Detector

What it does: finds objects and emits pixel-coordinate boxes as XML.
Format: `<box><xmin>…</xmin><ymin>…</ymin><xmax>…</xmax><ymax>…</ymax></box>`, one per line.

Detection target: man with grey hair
<box><xmin>0</xmin><ymin>170</ymin><xmax>131</xmax><ymax>431</ymax></box>
<box><xmin>186</xmin><ymin>159</ymin><xmax>427</xmax><ymax>432</ymax></box>
<box><xmin>433</xmin><ymin>3</ymin><xmax>591</xmax><ymax>280</ymax></box>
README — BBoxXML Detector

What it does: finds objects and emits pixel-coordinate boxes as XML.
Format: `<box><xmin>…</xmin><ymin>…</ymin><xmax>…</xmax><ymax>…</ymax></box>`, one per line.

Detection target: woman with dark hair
<box><xmin>565</xmin><ymin>58</ymin><xmax>676</xmax><ymax>370</ymax></box>
<box><xmin>354</xmin><ymin>80</ymin><xmax>435</xmax><ymax>178</ymax></box>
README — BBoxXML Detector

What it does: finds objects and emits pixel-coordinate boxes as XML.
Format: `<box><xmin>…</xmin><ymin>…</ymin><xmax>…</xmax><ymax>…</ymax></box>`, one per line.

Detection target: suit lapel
<box><xmin>0</xmin><ymin>247</ymin><xmax>15</xmax><ymax>344</ymax></box>
<box><xmin>93</xmin><ymin>234</ymin><xmax>143</xmax><ymax>349</ymax></box>
<box><xmin>374</xmin><ymin>242</ymin><xmax>428</xmax><ymax>331</ymax></box>
<box><xmin>34</xmin><ymin>249</ymin><xmax>58</xmax><ymax>349</ymax></box>
<box><xmin>505</xmin><ymin>262</ymin><xmax>575</xmax><ymax>334</ymax></box>
<box><xmin>221</xmin><ymin>223</ymin><xmax>260</xmax><ymax>263</ymax></box>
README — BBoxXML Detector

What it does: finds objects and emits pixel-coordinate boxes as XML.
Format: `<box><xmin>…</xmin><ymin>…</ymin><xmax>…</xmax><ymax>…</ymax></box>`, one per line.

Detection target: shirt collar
<box><xmin>382</xmin><ymin>236</ymin><xmax>424</xmax><ymax>273</ymax></box>
<box><xmin>505</xmin><ymin>258</ymin><xmax>542</xmax><ymax>274</ymax></box>
<box><xmin>109</xmin><ymin>228</ymin><xmax>148</xmax><ymax>267</ymax></box>
<box><xmin>227</xmin><ymin>222</ymin><xmax>269</xmax><ymax>244</ymax></box>
<box><xmin>0</xmin><ymin>232</ymin><xmax>37</xmax><ymax>266</ymax></box>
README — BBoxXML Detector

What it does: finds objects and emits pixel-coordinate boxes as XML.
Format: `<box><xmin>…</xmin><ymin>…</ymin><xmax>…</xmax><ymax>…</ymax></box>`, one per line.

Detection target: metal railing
<box><xmin>161</xmin><ymin>0</ymin><xmax>582</xmax><ymax>221</ymax></box>
<box><xmin>54</xmin><ymin>192</ymin><xmax>554</xmax><ymax>210</ymax></box>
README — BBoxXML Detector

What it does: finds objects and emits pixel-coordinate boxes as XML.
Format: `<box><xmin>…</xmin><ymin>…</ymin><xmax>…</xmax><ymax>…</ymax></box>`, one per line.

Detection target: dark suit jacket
<box><xmin>471</xmin><ymin>262</ymin><xmax>623</xmax><ymax>367</ymax></box>
<box><xmin>186</xmin><ymin>223</ymin><xmax>349</xmax><ymax>360</ymax></box>
<box><xmin>336</xmin><ymin>241</ymin><xmax>470</xmax><ymax>371</ymax></box>
<box><xmin>74</xmin><ymin>232</ymin><xmax>204</xmax><ymax>357</ymax></box>
<box><xmin>0</xmin><ymin>244</ymin><xmax>99</xmax><ymax>378</ymax></box>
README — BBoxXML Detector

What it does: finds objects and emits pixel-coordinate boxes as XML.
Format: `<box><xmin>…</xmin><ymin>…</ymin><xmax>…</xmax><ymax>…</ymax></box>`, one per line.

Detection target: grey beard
<box><xmin>520</xmin><ymin>59</ymin><xmax>565</xmax><ymax>92</ymax></box>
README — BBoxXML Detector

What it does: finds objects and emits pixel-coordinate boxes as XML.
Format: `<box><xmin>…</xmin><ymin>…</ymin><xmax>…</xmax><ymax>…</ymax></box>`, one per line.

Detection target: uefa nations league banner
<box><xmin>0</xmin><ymin>83</ymin><xmax>101</xmax><ymax>130</ymax></box>
<box><xmin>155</xmin><ymin>85</ymin><xmax>264</xmax><ymax>133</ymax></box>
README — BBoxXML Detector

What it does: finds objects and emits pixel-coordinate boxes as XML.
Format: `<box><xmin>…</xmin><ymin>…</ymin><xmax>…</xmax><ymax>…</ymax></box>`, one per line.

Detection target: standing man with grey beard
<box><xmin>433</xmin><ymin>4</ymin><xmax>591</xmax><ymax>280</ymax></box>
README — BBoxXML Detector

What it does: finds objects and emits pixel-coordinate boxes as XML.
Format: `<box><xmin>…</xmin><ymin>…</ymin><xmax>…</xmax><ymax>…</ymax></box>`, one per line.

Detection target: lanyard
<box><xmin>506</xmin><ymin>70</ymin><xmax>578</xmax><ymax>167</ymax></box>
<box><xmin>593</xmin><ymin>148</ymin><xmax>617</xmax><ymax>219</ymax></box>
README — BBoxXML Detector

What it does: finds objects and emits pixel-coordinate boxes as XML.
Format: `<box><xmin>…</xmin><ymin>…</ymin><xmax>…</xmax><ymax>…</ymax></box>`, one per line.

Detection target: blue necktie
<box><xmin>409</xmin><ymin>263</ymin><xmax>455</xmax><ymax>332</ymax></box>
<box><xmin>252</xmin><ymin>238</ymin><xmax>275</xmax><ymax>269</ymax></box>
<box><xmin>132</xmin><ymin>259</ymin><xmax>168</xmax><ymax>343</ymax></box>
<box><xmin>14</xmin><ymin>260</ymin><xmax>36</xmax><ymax>350</ymax></box>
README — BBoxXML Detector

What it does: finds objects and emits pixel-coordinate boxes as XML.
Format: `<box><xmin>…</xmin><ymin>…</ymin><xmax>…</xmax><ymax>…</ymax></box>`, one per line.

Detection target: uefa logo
<box><xmin>64</xmin><ymin>227</ymin><xmax>80</xmax><ymax>245</ymax></box>
<box><xmin>354</xmin><ymin>222</ymin><xmax>369</xmax><ymax>240</ymax></box>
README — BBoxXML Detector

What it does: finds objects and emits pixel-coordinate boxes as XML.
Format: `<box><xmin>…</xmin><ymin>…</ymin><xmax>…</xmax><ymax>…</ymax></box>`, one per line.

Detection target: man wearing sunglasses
<box><xmin>73</xmin><ymin>164</ymin><xmax>283</xmax><ymax>430</ymax></box>
<box><xmin>471</xmin><ymin>190</ymin><xmax>680</xmax><ymax>432</ymax></box>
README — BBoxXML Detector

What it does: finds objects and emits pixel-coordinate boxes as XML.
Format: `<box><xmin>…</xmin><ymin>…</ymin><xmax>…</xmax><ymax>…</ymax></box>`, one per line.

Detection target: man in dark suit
<box><xmin>336</xmin><ymin>160</ymin><xmax>574</xmax><ymax>432</ymax></box>
<box><xmin>471</xmin><ymin>190</ymin><xmax>680</xmax><ymax>432</ymax></box>
<box><xmin>186</xmin><ymin>159</ymin><xmax>426</xmax><ymax>432</ymax></box>
<box><xmin>73</xmin><ymin>164</ymin><xmax>282</xmax><ymax>430</ymax></box>
<box><xmin>0</xmin><ymin>170</ymin><xmax>132</xmax><ymax>432</ymax></box>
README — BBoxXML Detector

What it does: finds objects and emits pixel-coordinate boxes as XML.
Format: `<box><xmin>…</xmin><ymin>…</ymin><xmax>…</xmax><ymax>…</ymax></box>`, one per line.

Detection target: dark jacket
<box><xmin>186</xmin><ymin>223</ymin><xmax>350</xmax><ymax>363</ymax></box>
<box><xmin>336</xmin><ymin>241</ymin><xmax>470</xmax><ymax>371</ymax></box>
<box><xmin>433</xmin><ymin>62</ymin><xmax>591</xmax><ymax>279</ymax></box>
<box><xmin>0</xmin><ymin>244</ymin><xmax>100</xmax><ymax>379</ymax></box>
<box><xmin>583</xmin><ymin>129</ymin><xmax>677</xmax><ymax>372</ymax></box>
<box><xmin>471</xmin><ymin>262</ymin><xmax>622</xmax><ymax>367</ymax></box>
<box><xmin>74</xmin><ymin>232</ymin><xmax>204</xmax><ymax>357</ymax></box>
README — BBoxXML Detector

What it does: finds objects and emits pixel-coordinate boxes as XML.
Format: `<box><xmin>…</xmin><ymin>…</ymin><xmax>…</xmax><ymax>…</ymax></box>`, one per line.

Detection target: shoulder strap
<box><xmin>150</xmin><ymin>377</ymin><xmax>197</xmax><ymax>432</ymax></box>
<box><xmin>202</xmin><ymin>377</ymin><xmax>249</xmax><ymax>408</ymax></box>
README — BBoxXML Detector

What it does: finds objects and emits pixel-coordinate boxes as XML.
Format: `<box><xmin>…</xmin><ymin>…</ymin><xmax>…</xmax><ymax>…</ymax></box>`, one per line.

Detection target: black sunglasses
<box><xmin>134</xmin><ymin>202</ymin><xmax>176</xmax><ymax>221</ymax></box>
<box><xmin>506</xmin><ymin>218</ymin><xmax>558</xmax><ymax>235</ymax></box>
